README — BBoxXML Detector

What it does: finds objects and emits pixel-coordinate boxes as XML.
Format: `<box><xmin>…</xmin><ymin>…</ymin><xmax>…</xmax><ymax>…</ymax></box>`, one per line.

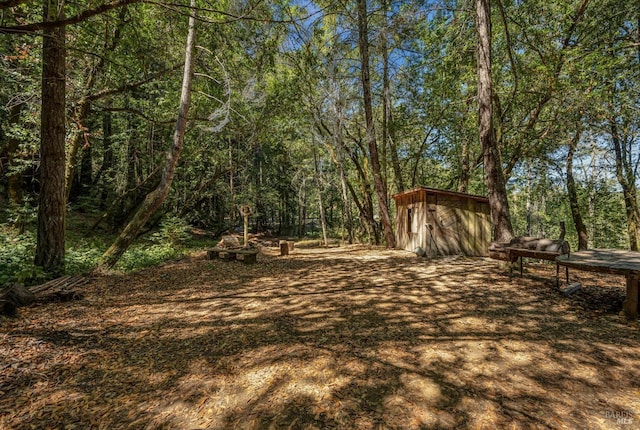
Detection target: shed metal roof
<box><xmin>391</xmin><ymin>187</ymin><xmax>489</xmax><ymax>203</ymax></box>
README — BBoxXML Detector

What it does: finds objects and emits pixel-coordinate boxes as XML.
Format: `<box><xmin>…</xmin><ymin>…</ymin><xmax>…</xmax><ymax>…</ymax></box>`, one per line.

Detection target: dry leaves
<box><xmin>1</xmin><ymin>246</ymin><xmax>639</xmax><ymax>429</ymax></box>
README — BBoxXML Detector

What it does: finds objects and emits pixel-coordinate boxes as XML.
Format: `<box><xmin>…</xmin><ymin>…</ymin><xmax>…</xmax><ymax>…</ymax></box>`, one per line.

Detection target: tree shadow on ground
<box><xmin>1</xmin><ymin>246</ymin><xmax>639</xmax><ymax>429</ymax></box>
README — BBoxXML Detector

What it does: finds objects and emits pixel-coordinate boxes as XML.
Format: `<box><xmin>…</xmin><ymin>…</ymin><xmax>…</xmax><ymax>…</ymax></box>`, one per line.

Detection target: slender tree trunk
<box><xmin>458</xmin><ymin>137</ymin><xmax>470</xmax><ymax>193</ymax></box>
<box><xmin>229</xmin><ymin>137</ymin><xmax>236</xmax><ymax>229</ymax></box>
<box><xmin>611</xmin><ymin>119</ymin><xmax>640</xmax><ymax>251</ymax></box>
<box><xmin>79</xmin><ymin>130</ymin><xmax>92</xmax><ymax>193</ymax></box>
<box><xmin>381</xmin><ymin>0</ymin><xmax>404</xmax><ymax>194</ymax></box>
<box><xmin>475</xmin><ymin>0</ymin><xmax>513</xmax><ymax>242</ymax></box>
<box><xmin>313</xmin><ymin>143</ymin><xmax>328</xmax><ymax>246</ymax></box>
<box><xmin>298</xmin><ymin>178</ymin><xmax>307</xmax><ymax>238</ymax></box>
<box><xmin>65</xmin><ymin>8</ymin><xmax>127</xmax><ymax>203</ymax></box>
<box><xmin>346</xmin><ymin>180</ymin><xmax>373</xmax><ymax>244</ymax></box>
<box><xmin>525</xmin><ymin>163</ymin><xmax>532</xmax><ymax>235</ymax></box>
<box><xmin>566</xmin><ymin>129</ymin><xmax>589</xmax><ymax>250</ymax></box>
<box><xmin>356</xmin><ymin>0</ymin><xmax>395</xmax><ymax>248</ymax></box>
<box><xmin>6</xmin><ymin>103</ymin><xmax>24</xmax><ymax>208</ymax></box>
<box><xmin>97</xmin><ymin>0</ymin><xmax>197</xmax><ymax>270</ymax></box>
<box><xmin>588</xmin><ymin>140</ymin><xmax>597</xmax><ymax>246</ymax></box>
<box><xmin>35</xmin><ymin>0</ymin><xmax>66</xmax><ymax>276</ymax></box>
<box><xmin>99</xmin><ymin>106</ymin><xmax>113</xmax><ymax>211</ymax></box>
<box><xmin>345</xmin><ymin>144</ymin><xmax>378</xmax><ymax>244</ymax></box>
<box><xmin>328</xmin><ymin>66</ymin><xmax>354</xmax><ymax>243</ymax></box>
<box><xmin>65</xmin><ymin>98</ymin><xmax>91</xmax><ymax>202</ymax></box>
<box><xmin>336</xmin><ymin>143</ymin><xmax>354</xmax><ymax>244</ymax></box>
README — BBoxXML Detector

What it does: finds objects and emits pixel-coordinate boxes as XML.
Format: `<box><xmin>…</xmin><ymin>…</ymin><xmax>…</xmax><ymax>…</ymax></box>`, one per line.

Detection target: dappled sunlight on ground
<box><xmin>1</xmin><ymin>245</ymin><xmax>639</xmax><ymax>429</ymax></box>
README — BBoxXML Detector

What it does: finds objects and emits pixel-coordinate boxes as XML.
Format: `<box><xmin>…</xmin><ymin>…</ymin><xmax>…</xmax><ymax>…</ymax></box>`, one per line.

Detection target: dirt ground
<box><xmin>1</xmin><ymin>245</ymin><xmax>639</xmax><ymax>429</ymax></box>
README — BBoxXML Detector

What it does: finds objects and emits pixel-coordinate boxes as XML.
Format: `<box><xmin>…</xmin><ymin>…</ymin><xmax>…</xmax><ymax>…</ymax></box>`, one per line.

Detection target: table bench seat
<box><xmin>206</xmin><ymin>248</ymin><xmax>258</xmax><ymax>264</ymax></box>
<box><xmin>505</xmin><ymin>247</ymin><xmax>569</xmax><ymax>282</ymax></box>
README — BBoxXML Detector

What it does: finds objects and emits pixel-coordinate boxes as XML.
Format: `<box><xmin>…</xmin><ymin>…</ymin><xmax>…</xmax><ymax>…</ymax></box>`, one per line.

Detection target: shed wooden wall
<box><xmin>394</xmin><ymin>191</ymin><xmax>490</xmax><ymax>257</ymax></box>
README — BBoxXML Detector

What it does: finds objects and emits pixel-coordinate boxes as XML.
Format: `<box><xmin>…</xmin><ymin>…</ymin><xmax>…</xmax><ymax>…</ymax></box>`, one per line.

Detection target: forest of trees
<box><xmin>0</xmin><ymin>0</ymin><xmax>638</xmax><ymax>275</ymax></box>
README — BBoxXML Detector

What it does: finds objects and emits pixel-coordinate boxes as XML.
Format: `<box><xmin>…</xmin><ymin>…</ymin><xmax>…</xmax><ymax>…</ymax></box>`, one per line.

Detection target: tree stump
<box><xmin>280</xmin><ymin>241</ymin><xmax>289</xmax><ymax>256</ymax></box>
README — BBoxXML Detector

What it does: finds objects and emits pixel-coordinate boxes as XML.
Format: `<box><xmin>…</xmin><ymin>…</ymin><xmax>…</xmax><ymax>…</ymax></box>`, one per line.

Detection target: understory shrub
<box><xmin>0</xmin><ymin>230</ymin><xmax>45</xmax><ymax>285</ymax></box>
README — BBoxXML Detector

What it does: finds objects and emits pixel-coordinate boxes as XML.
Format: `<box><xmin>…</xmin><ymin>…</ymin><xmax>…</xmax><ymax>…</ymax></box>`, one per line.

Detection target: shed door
<box><xmin>407</xmin><ymin>204</ymin><xmax>420</xmax><ymax>251</ymax></box>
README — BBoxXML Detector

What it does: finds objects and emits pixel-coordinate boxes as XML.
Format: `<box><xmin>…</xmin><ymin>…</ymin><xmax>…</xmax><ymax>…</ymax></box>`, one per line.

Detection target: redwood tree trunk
<box><xmin>97</xmin><ymin>0</ymin><xmax>197</xmax><ymax>270</ymax></box>
<box><xmin>475</xmin><ymin>0</ymin><xmax>513</xmax><ymax>242</ymax></box>
<box><xmin>356</xmin><ymin>0</ymin><xmax>396</xmax><ymax>248</ymax></box>
<box><xmin>35</xmin><ymin>0</ymin><xmax>66</xmax><ymax>275</ymax></box>
<box><xmin>566</xmin><ymin>130</ymin><xmax>589</xmax><ymax>250</ymax></box>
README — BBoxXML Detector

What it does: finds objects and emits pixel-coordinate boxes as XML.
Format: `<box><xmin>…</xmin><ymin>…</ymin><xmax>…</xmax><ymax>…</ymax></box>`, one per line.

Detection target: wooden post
<box><xmin>239</xmin><ymin>205</ymin><xmax>252</xmax><ymax>247</ymax></box>
<box><xmin>280</xmin><ymin>240</ymin><xmax>289</xmax><ymax>256</ymax></box>
<box><xmin>244</xmin><ymin>213</ymin><xmax>249</xmax><ymax>247</ymax></box>
<box><xmin>623</xmin><ymin>274</ymin><xmax>639</xmax><ymax>318</ymax></box>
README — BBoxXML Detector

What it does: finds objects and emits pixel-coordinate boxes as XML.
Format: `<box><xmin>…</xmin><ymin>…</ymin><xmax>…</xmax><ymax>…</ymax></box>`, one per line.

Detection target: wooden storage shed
<box><xmin>392</xmin><ymin>187</ymin><xmax>491</xmax><ymax>257</ymax></box>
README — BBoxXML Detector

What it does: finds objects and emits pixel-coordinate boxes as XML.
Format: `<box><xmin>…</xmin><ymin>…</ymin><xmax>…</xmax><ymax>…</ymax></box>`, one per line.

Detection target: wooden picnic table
<box><xmin>556</xmin><ymin>249</ymin><xmax>640</xmax><ymax>318</ymax></box>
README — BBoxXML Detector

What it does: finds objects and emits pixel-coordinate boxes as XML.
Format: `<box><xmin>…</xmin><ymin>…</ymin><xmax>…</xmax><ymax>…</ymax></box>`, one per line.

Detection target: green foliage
<box><xmin>115</xmin><ymin>243</ymin><xmax>185</xmax><ymax>272</ymax></box>
<box><xmin>151</xmin><ymin>216</ymin><xmax>192</xmax><ymax>246</ymax></box>
<box><xmin>0</xmin><ymin>230</ymin><xmax>45</xmax><ymax>285</ymax></box>
<box><xmin>5</xmin><ymin>196</ymin><xmax>38</xmax><ymax>229</ymax></box>
<box><xmin>65</xmin><ymin>242</ymin><xmax>103</xmax><ymax>275</ymax></box>
<box><xmin>1</xmin><ymin>0</ymin><xmax>638</xmax><ymax>269</ymax></box>
<box><xmin>0</xmin><ymin>213</ymin><xmax>219</xmax><ymax>285</ymax></box>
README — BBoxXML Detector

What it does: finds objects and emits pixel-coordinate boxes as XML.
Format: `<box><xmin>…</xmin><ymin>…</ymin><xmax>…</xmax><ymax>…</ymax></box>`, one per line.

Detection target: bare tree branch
<box><xmin>0</xmin><ymin>0</ymin><xmax>28</xmax><ymax>9</ymax></box>
<box><xmin>0</xmin><ymin>0</ymin><xmax>141</xmax><ymax>34</ymax></box>
<box><xmin>82</xmin><ymin>64</ymin><xmax>181</xmax><ymax>103</ymax></box>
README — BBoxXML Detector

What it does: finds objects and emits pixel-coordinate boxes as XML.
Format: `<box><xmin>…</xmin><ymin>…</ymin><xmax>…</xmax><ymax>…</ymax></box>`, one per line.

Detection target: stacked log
<box><xmin>1</xmin><ymin>275</ymin><xmax>88</xmax><ymax>316</ymax></box>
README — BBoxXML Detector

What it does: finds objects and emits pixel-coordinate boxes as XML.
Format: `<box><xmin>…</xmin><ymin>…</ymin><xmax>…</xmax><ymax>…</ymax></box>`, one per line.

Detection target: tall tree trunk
<box><xmin>338</xmin><ymin>166</ymin><xmax>352</xmax><ymax>243</ymax></box>
<box><xmin>97</xmin><ymin>0</ymin><xmax>197</xmax><ymax>270</ymax></box>
<box><xmin>35</xmin><ymin>0</ymin><xmax>66</xmax><ymax>276</ymax></box>
<box><xmin>345</xmin><ymin>180</ymin><xmax>374</xmax><ymax>244</ymax></box>
<box><xmin>297</xmin><ymin>178</ymin><xmax>307</xmax><ymax>238</ymax></box>
<box><xmin>458</xmin><ymin>137</ymin><xmax>470</xmax><ymax>193</ymax></box>
<box><xmin>345</xmin><ymin>143</ymin><xmax>378</xmax><ymax>244</ymax></box>
<box><xmin>327</xmin><ymin>60</ymin><xmax>355</xmax><ymax>244</ymax></box>
<box><xmin>356</xmin><ymin>0</ymin><xmax>395</xmax><ymax>248</ymax></box>
<box><xmin>475</xmin><ymin>0</ymin><xmax>513</xmax><ymax>242</ymax></box>
<box><xmin>64</xmin><ymin>7</ymin><xmax>127</xmax><ymax>203</ymax></box>
<box><xmin>313</xmin><ymin>143</ymin><xmax>328</xmax><ymax>246</ymax></box>
<box><xmin>588</xmin><ymin>140</ymin><xmax>597</xmax><ymax>246</ymax></box>
<box><xmin>98</xmin><ymin>106</ymin><xmax>113</xmax><ymax>211</ymax></box>
<box><xmin>611</xmin><ymin>119</ymin><xmax>640</xmax><ymax>251</ymax></box>
<box><xmin>5</xmin><ymin>103</ymin><xmax>24</xmax><ymax>208</ymax></box>
<box><xmin>525</xmin><ymin>163</ymin><xmax>532</xmax><ymax>235</ymax></box>
<box><xmin>79</xmin><ymin>130</ymin><xmax>92</xmax><ymax>193</ymax></box>
<box><xmin>566</xmin><ymin>129</ymin><xmax>589</xmax><ymax>250</ymax></box>
<box><xmin>336</xmin><ymin>138</ymin><xmax>354</xmax><ymax>244</ymax></box>
<box><xmin>229</xmin><ymin>137</ymin><xmax>236</xmax><ymax>229</ymax></box>
<box><xmin>381</xmin><ymin>0</ymin><xmax>404</xmax><ymax>194</ymax></box>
